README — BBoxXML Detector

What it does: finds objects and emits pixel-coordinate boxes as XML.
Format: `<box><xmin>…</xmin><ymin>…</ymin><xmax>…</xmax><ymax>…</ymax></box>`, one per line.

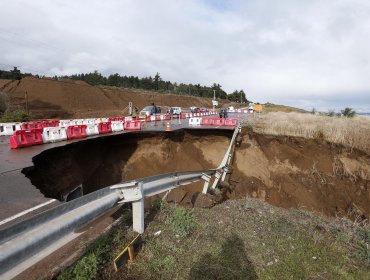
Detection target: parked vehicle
<box><xmin>168</xmin><ymin>107</ymin><xmax>182</xmax><ymax>115</ymax></box>
<box><xmin>139</xmin><ymin>106</ymin><xmax>156</xmax><ymax>118</ymax></box>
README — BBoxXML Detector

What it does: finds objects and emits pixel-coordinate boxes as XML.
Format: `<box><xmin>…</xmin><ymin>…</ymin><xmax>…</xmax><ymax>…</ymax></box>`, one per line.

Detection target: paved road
<box><xmin>0</xmin><ymin>113</ymin><xmax>246</xmax><ymax>226</ymax></box>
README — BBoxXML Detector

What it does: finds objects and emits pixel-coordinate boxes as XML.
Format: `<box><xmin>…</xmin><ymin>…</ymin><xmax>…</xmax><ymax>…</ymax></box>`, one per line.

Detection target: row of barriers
<box><xmin>9</xmin><ymin>120</ymin><xmax>143</xmax><ymax>149</ymax></box>
<box><xmin>189</xmin><ymin>117</ymin><xmax>239</xmax><ymax>127</ymax></box>
<box><xmin>1</xmin><ymin>112</ymin><xmax>218</xmax><ymax>136</ymax></box>
<box><xmin>5</xmin><ymin>111</ymin><xmax>220</xmax><ymax>148</ymax></box>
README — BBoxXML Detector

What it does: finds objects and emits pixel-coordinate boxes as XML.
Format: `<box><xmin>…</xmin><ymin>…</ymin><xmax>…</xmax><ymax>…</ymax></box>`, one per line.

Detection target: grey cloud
<box><xmin>0</xmin><ymin>0</ymin><xmax>369</xmax><ymax>111</ymax></box>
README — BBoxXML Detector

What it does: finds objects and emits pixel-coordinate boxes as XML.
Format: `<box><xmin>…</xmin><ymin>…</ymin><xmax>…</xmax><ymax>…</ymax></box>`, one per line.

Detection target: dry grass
<box><xmin>251</xmin><ymin>112</ymin><xmax>370</xmax><ymax>154</ymax></box>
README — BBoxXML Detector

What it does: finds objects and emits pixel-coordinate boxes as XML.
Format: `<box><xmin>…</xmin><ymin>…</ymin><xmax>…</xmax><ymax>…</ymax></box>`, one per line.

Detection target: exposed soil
<box><xmin>23</xmin><ymin>129</ymin><xmax>231</xmax><ymax>200</ymax></box>
<box><xmin>23</xmin><ymin>127</ymin><xmax>370</xmax><ymax>220</ymax></box>
<box><xmin>229</xmin><ymin>129</ymin><xmax>370</xmax><ymax>219</ymax></box>
<box><xmin>0</xmin><ymin>77</ymin><xmax>216</xmax><ymax>119</ymax></box>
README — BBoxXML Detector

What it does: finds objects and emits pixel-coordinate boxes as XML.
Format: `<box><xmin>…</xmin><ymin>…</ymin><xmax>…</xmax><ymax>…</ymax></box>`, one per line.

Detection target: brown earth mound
<box><xmin>229</xmin><ymin>130</ymin><xmax>370</xmax><ymax>219</ymax></box>
<box><xmin>0</xmin><ymin>77</ymin><xmax>216</xmax><ymax>119</ymax></box>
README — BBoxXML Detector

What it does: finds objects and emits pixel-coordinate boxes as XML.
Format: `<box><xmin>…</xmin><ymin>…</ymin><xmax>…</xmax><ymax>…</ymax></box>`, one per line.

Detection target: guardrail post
<box><xmin>211</xmin><ymin>171</ymin><xmax>222</xmax><ymax>189</ymax></box>
<box><xmin>201</xmin><ymin>173</ymin><xmax>211</xmax><ymax>194</ymax></box>
<box><xmin>132</xmin><ymin>182</ymin><xmax>144</xmax><ymax>234</ymax></box>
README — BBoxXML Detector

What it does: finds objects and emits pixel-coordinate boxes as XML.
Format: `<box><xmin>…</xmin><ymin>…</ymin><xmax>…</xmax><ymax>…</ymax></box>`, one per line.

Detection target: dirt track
<box><xmin>0</xmin><ymin>77</ymin><xmax>216</xmax><ymax>119</ymax></box>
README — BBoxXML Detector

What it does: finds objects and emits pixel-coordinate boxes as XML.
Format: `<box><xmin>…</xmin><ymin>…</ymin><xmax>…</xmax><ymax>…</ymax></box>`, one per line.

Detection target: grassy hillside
<box><xmin>262</xmin><ymin>102</ymin><xmax>307</xmax><ymax>113</ymax></box>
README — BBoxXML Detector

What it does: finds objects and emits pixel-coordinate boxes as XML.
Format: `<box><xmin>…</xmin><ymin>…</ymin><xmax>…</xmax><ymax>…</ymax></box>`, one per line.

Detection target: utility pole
<box><xmin>213</xmin><ymin>90</ymin><xmax>216</xmax><ymax>110</ymax></box>
<box><xmin>25</xmin><ymin>91</ymin><xmax>29</xmax><ymax>115</ymax></box>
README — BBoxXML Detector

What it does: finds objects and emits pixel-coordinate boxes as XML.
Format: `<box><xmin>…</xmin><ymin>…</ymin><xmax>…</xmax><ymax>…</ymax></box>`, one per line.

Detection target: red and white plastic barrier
<box><xmin>10</xmin><ymin>129</ymin><xmax>44</xmax><ymax>149</ymax></box>
<box><xmin>0</xmin><ymin>123</ymin><xmax>22</xmax><ymax>136</ymax></box>
<box><xmin>124</xmin><ymin>120</ymin><xmax>142</xmax><ymax>130</ymax></box>
<box><xmin>66</xmin><ymin>125</ymin><xmax>87</xmax><ymax>140</ymax></box>
<box><xmin>42</xmin><ymin>127</ymin><xmax>67</xmax><ymax>143</ymax></box>
<box><xmin>189</xmin><ymin>117</ymin><xmax>201</xmax><ymax>126</ymax></box>
<box><xmin>98</xmin><ymin>122</ymin><xmax>112</xmax><ymax>134</ymax></box>
<box><xmin>86</xmin><ymin>124</ymin><xmax>99</xmax><ymax>136</ymax></box>
<box><xmin>111</xmin><ymin>121</ymin><xmax>124</xmax><ymax>132</ymax></box>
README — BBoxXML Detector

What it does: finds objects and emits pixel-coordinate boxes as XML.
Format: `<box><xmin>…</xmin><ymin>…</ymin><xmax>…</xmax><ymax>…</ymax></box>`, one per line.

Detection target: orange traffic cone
<box><xmin>165</xmin><ymin>122</ymin><xmax>171</xmax><ymax>132</ymax></box>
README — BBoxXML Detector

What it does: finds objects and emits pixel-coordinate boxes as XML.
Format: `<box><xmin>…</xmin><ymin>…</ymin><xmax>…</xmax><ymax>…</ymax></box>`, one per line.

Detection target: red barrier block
<box><xmin>21</xmin><ymin>122</ymin><xmax>43</xmax><ymax>130</ymax></box>
<box><xmin>10</xmin><ymin>129</ymin><xmax>43</xmax><ymax>149</ymax></box>
<box><xmin>201</xmin><ymin>118</ymin><xmax>214</xmax><ymax>126</ymax></box>
<box><xmin>212</xmin><ymin>118</ymin><xmax>225</xmax><ymax>126</ymax></box>
<box><xmin>180</xmin><ymin>113</ymin><xmax>186</xmax><ymax>119</ymax></box>
<box><xmin>66</xmin><ymin>125</ymin><xmax>87</xmax><ymax>140</ymax></box>
<box><xmin>224</xmin><ymin>118</ymin><xmax>240</xmax><ymax>126</ymax></box>
<box><xmin>124</xmin><ymin>120</ymin><xmax>142</xmax><ymax>130</ymax></box>
<box><xmin>155</xmin><ymin>115</ymin><xmax>161</xmax><ymax>121</ymax></box>
<box><xmin>145</xmin><ymin>115</ymin><xmax>151</xmax><ymax>122</ymax></box>
<box><xmin>164</xmin><ymin>114</ymin><xmax>171</xmax><ymax>120</ymax></box>
<box><xmin>98</xmin><ymin>122</ymin><xmax>112</xmax><ymax>134</ymax></box>
<box><xmin>109</xmin><ymin>116</ymin><xmax>125</xmax><ymax>122</ymax></box>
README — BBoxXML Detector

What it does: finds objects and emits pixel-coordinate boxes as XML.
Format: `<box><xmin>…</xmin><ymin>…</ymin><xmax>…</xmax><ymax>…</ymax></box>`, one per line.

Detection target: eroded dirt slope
<box><xmin>0</xmin><ymin>77</ymin><xmax>215</xmax><ymax>119</ymax></box>
<box><xmin>229</xmin><ymin>130</ymin><xmax>370</xmax><ymax>219</ymax></box>
<box><xmin>23</xmin><ymin>130</ymin><xmax>230</xmax><ymax>200</ymax></box>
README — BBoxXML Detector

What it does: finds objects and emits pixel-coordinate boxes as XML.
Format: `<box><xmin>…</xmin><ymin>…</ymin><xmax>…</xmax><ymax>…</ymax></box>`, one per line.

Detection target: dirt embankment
<box><xmin>0</xmin><ymin>77</ymin><xmax>215</xmax><ymax>119</ymax></box>
<box><xmin>23</xmin><ymin>128</ymin><xmax>370</xmax><ymax>220</ymax></box>
<box><xmin>229</xmin><ymin>130</ymin><xmax>370</xmax><ymax>219</ymax></box>
<box><xmin>23</xmin><ymin>130</ymin><xmax>231</xmax><ymax>200</ymax></box>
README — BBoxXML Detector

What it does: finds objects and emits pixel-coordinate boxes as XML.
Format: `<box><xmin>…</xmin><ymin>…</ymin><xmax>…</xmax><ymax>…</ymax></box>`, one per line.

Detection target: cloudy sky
<box><xmin>1</xmin><ymin>0</ymin><xmax>370</xmax><ymax>112</ymax></box>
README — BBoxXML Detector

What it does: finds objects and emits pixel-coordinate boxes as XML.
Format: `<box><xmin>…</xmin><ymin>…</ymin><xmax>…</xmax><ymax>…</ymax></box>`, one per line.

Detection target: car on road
<box><xmin>139</xmin><ymin>106</ymin><xmax>156</xmax><ymax>118</ymax></box>
<box><xmin>168</xmin><ymin>107</ymin><xmax>182</xmax><ymax>115</ymax></box>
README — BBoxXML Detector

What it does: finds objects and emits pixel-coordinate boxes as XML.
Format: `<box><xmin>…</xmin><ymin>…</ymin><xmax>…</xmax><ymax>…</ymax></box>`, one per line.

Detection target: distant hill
<box><xmin>262</xmin><ymin>102</ymin><xmax>307</xmax><ymax>113</ymax></box>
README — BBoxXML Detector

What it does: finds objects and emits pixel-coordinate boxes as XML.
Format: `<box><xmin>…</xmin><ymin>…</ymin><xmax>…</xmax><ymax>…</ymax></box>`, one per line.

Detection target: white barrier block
<box><xmin>0</xmin><ymin>123</ymin><xmax>22</xmax><ymax>136</ymax></box>
<box><xmin>59</xmin><ymin>120</ymin><xmax>71</xmax><ymax>127</ymax></box>
<box><xmin>150</xmin><ymin>115</ymin><xmax>156</xmax><ymax>121</ymax></box>
<box><xmin>111</xmin><ymin>121</ymin><xmax>124</xmax><ymax>132</ymax></box>
<box><xmin>189</xmin><ymin>117</ymin><xmax>201</xmax><ymax>126</ymax></box>
<box><xmin>42</xmin><ymin>127</ymin><xmax>67</xmax><ymax>143</ymax></box>
<box><xmin>82</xmin><ymin>119</ymin><xmax>96</xmax><ymax>125</ymax></box>
<box><xmin>69</xmin><ymin>119</ymin><xmax>84</xmax><ymax>125</ymax></box>
<box><xmin>125</xmin><ymin>116</ymin><xmax>133</xmax><ymax>121</ymax></box>
<box><xmin>86</xmin><ymin>124</ymin><xmax>99</xmax><ymax>136</ymax></box>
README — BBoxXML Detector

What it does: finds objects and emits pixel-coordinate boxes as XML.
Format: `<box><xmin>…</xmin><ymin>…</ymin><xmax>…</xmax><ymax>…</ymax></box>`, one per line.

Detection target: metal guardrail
<box><xmin>0</xmin><ymin>123</ymin><xmax>241</xmax><ymax>279</ymax></box>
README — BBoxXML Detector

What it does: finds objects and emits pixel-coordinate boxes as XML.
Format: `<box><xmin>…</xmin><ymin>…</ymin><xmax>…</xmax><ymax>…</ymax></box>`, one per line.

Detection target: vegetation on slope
<box><xmin>56</xmin><ymin>199</ymin><xmax>369</xmax><ymax>280</ymax></box>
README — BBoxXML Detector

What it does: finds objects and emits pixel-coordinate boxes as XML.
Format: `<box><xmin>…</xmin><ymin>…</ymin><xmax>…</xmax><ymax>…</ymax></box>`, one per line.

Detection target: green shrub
<box><xmin>72</xmin><ymin>253</ymin><xmax>98</xmax><ymax>280</ymax></box>
<box><xmin>0</xmin><ymin>110</ymin><xmax>30</xmax><ymax>122</ymax></box>
<box><xmin>165</xmin><ymin>207</ymin><xmax>194</xmax><ymax>237</ymax></box>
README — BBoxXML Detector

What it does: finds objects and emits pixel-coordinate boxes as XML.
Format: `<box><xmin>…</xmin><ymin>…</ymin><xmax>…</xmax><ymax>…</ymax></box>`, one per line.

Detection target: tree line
<box><xmin>0</xmin><ymin>67</ymin><xmax>249</xmax><ymax>102</ymax></box>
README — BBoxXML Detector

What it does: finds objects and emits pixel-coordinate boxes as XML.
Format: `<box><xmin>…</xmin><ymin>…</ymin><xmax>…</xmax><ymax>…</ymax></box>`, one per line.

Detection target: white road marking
<box><xmin>0</xmin><ymin>199</ymin><xmax>57</xmax><ymax>226</ymax></box>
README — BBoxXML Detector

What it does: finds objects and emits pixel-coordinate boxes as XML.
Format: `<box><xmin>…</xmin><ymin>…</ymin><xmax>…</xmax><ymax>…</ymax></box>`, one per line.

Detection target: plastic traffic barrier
<box><xmin>124</xmin><ymin>120</ymin><xmax>142</xmax><ymax>130</ymax></box>
<box><xmin>42</xmin><ymin>127</ymin><xmax>67</xmax><ymax>143</ymax></box>
<box><xmin>164</xmin><ymin>114</ymin><xmax>171</xmax><ymax>120</ymax></box>
<box><xmin>82</xmin><ymin>119</ymin><xmax>96</xmax><ymax>125</ymax></box>
<box><xmin>109</xmin><ymin>117</ymin><xmax>125</xmax><ymax>122</ymax></box>
<box><xmin>66</xmin><ymin>125</ymin><xmax>87</xmax><ymax>140</ymax></box>
<box><xmin>180</xmin><ymin>113</ymin><xmax>186</xmax><ymax>119</ymax></box>
<box><xmin>0</xmin><ymin>122</ymin><xmax>22</xmax><ymax>136</ymax></box>
<box><xmin>200</xmin><ymin>118</ymin><xmax>214</xmax><ymax>126</ymax></box>
<box><xmin>98</xmin><ymin>122</ymin><xmax>112</xmax><ymax>134</ymax></box>
<box><xmin>155</xmin><ymin>115</ymin><xmax>161</xmax><ymax>121</ymax></box>
<box><xmin>189</xmin><ymin>117</ymin><xmax>201</xmax><ymax>126</ymax></box>
<box><xmin>111</xmin><ymin>121</ymin><xmax>124</xmax><ymax>132</ymax></box>
<box><xmin>212</xmin><ymin>118</ymin><xmax>225</xmax><ymax>126</ymax></box>
<box><xmin>59</xmin><ymin>120</ymin><xmax>72</xmax><ymax>127</ymax></box>
<box><xmin>224</xmin><ymin>118</ymin><xmax>239</xmax><ymax>126</ymax></box>
<box><xmin>21</xmin><ymin>122</ymin><xmax>42</xmax><ymax>130</ymax></box>
<box><xmin>86</xmin><ymin>124</ymin><xmax>99</xmax><ymax>136</ymax></box>
<box><xmin>10</xmin><ymin>129</ymin><xmax>43</xmax><ymax>149</ymax></box>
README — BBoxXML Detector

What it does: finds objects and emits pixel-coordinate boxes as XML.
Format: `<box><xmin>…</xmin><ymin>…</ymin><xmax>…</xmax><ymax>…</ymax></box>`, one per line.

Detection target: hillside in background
<box><xmin>0</xmin><ymin>77</ymin><xmax>228</xmax><ymax>119</ymax></box>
